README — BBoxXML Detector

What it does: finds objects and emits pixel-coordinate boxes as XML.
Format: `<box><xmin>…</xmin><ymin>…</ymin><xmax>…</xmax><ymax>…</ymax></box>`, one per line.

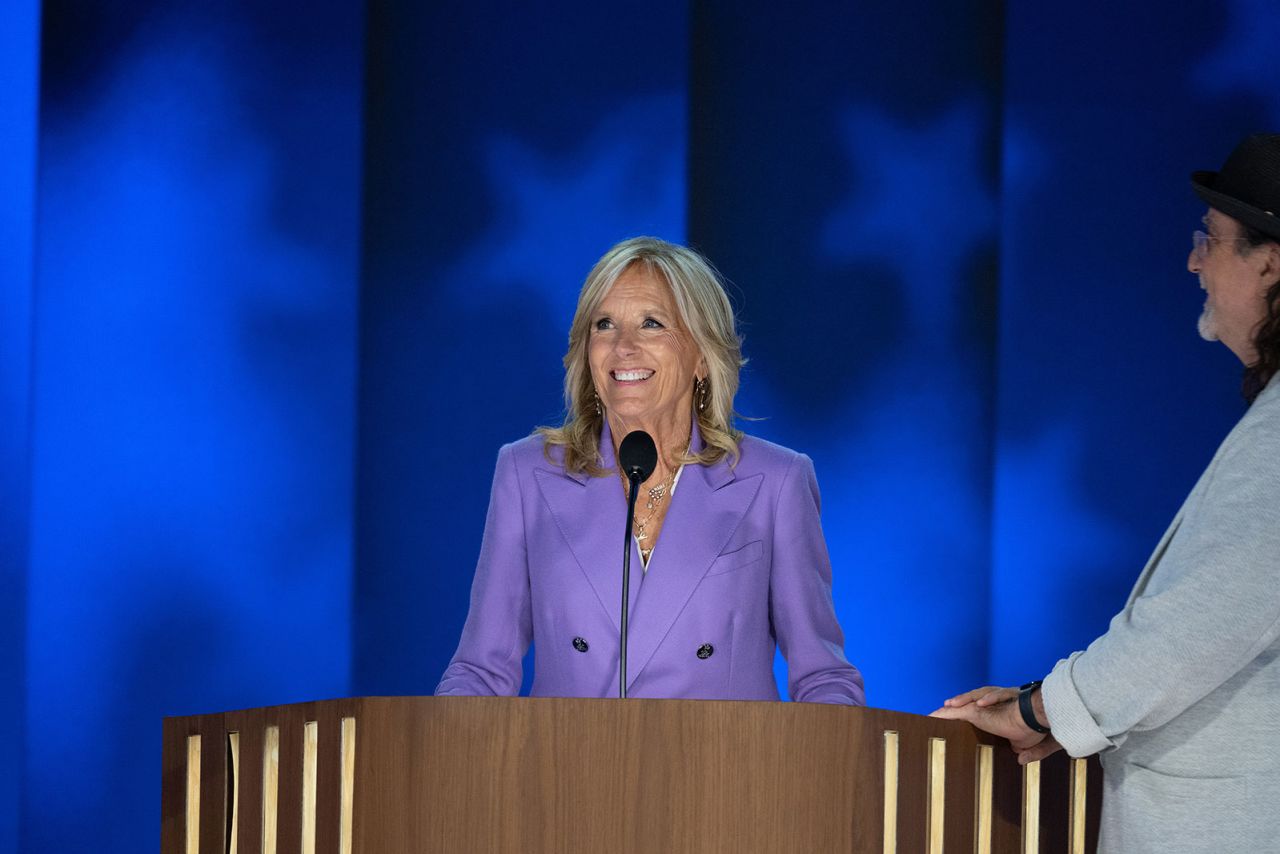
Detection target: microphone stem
<box><xmin>620</xmin><ymin>473</ymin><xmax>641</xmax><ymax>699</ymax></box>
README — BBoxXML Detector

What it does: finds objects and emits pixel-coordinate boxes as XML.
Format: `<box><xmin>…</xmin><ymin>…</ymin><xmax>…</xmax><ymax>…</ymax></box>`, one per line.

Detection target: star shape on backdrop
<box><xmin>1193</xmin><ymin>0</ymin><xmax>1280</xmax><ymax>123</ymax></box>
<box><xmin>821</xmin><ymin>99</ymin><xmax>998</xmax><ymax>332</ymax></box>
<box><xmin>443</xmin><ymin>93</ymin><xmax>686</xmax><ymax>325</ymax></box>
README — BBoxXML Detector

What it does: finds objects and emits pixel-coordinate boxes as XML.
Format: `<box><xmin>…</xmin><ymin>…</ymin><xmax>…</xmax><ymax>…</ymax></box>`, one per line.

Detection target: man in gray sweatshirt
<box><xmin>933</xmin><ymin>133</ymin><xmax>1280</xmax><ymax>854</ymax></box>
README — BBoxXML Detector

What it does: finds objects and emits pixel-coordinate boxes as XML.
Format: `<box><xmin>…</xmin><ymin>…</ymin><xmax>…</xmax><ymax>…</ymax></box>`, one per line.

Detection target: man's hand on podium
<box><xmin>929</xmin><ymin>685</ymin><xmax>1063</xmax><ymax>764</ymax></box>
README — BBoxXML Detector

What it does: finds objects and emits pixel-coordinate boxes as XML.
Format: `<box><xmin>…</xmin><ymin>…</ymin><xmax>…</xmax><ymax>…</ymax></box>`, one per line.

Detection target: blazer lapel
<box><xmin>532</xmin><ymin>421</ymin><xmax>641</xmax><ymax>633</ymax></box>
<box><xmin>624</xmin><ymin>426</ymin><xmax>762</xmax><ymax>691</ymax></box>
<box><xmin>1126</xmin><ymin>513</ymin><xmax>1182</xmax><ymax>606</ymax></box>
<box><xmin>1125</xmin><ymin>435</ymin><xmax>1224</xmax><ymax>605</ymax></box>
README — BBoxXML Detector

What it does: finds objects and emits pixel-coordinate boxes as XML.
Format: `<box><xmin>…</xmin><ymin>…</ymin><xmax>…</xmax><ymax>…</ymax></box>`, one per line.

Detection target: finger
<box><xmin>974</xmin><ymin>688</ymin><xmax>1019</xmax><ymax>707</ymax></box>
<box><xmin>943</xmin><ymin>686</ymin><xmax>1002</xmax><ymax>707</ymax></box>
<box><xmin>941</xmin><ymin>687</ymin><xmax>986</xmax><ymax>706</ymax></box>
<box><xmin>1016</xmin><ymin>739</ymin><xmax>1061</xmax><ymax>765</ymax></box>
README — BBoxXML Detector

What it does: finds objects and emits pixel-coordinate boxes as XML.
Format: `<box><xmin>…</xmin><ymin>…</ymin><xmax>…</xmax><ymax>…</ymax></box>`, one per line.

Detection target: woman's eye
<box><xmin>594</xmin><ymin>318</ymin><xmax>614</xmax><ymax>331</ymax></box>
<box><xmin>642</xmin><ymin>318</ymin><xmax>664</xmax><ymax>329</ymax></box>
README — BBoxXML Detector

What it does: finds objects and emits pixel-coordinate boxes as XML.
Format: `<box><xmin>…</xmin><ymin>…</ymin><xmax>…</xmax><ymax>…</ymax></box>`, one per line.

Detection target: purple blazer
<box><xmin>435</xmin><ymin>422</ymin><xmax>865</xmax><ymax>705</ymax></box>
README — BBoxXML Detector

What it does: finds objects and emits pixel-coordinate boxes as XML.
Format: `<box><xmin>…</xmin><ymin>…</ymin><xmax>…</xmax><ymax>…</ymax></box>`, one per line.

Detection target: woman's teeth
<box><xmin>613</xmin><ymin>370</ymin><xmax>653</xmax><ymax>381</ymax></box>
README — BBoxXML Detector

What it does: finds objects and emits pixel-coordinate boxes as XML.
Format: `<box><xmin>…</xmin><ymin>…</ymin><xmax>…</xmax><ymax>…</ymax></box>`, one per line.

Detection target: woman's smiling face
<box><xmin>588</xmin><ymin>263</ymin><xmax>705</xmax><ymax>429</ymax></box>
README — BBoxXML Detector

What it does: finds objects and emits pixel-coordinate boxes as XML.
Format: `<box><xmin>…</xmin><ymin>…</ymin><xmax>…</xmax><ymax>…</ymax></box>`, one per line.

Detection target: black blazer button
<box><xmin>572</xmin><ymin>637</ymin><xmax>589</xmax><ymax>653</ymax></box>
<box><xmin>696</xmin><ymin>643</ymin><xmax>714</xmax><ymax>659</ymax></box>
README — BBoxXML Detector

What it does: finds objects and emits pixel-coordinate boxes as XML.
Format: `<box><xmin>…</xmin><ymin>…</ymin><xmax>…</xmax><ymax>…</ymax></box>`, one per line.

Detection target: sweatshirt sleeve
<box><xmin>1042</xmin><ymin>411</ymin><xmax>1280</xmax><ymax>757</ymax></box>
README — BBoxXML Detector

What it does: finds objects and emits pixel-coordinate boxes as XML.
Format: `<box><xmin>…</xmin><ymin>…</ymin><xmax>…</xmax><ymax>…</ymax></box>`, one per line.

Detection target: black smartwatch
<box><xmin>1018</xmin><ymin>681</ymin><xmax>1050</xmax><ymax>734</ymax></box>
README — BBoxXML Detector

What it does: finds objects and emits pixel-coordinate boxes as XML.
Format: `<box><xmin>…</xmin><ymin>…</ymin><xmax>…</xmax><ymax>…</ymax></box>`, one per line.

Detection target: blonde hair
<box><xmin>538</xmin><ymin>237</ymin><xmax>745</xmax><ymax>475</ymax></box>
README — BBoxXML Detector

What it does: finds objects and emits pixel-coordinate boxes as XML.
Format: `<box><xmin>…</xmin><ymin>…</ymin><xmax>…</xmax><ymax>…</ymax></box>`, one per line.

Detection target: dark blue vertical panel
<box><xmin>28</xmin><ymin>2</ymin><xmax>364</xmax><ymax>849</ymax></box>
<box><xmin>688</xmin><ymin>0</ymin><xmax>1004</xmax><ymax>712</ymax></box>
<box><xmin>990</xmin><ymin>0</ymin><xmax>1280</xmax><ymax>683</ymax></box>
<box><xmin>355</xmin><ymin>0</ymin><xmax>688</xmax><ymax>694</ymax></box>
<box><xmin>0</xmin><ymin>1</ymin><xmax>40</xmax><ymax>848</ymax></box>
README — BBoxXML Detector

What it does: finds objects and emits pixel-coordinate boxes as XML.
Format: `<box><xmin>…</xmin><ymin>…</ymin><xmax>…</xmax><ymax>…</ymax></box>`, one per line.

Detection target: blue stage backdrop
<box><xmin>23</xmin><ymin>1</ymin><xmax>364</xmax><ymax>850</ymax></box>
<box><xmin>5</xmin><ymin>0</ymin><xmax>1279</xmax><ymax>850</ymax></box>
<box><xmin>685</xmin><ymin>0</ymin><xmax>1005</xmax><ymax>710</ymax></box>
<box><xmin>1</xmin><ymin>3</ymin><xmax>40</xmax><ymax>850</ymax></box>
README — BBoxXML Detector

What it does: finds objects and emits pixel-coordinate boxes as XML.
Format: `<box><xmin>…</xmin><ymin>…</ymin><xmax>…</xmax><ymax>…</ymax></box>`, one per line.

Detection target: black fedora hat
<box><xmin>1192</xmin><ymin>133</ymin><xmax>1280</xmax><ymax>242</ymax></box>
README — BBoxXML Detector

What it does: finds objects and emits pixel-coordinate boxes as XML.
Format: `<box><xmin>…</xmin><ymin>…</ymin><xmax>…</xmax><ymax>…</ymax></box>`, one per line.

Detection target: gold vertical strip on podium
<box><xmin>882</xmin><ymin>730</ymin><xmax>899</xmax><ymax>854</ymax></box>
<box><xmin>261</xmin><ymin>725</ymin><xmax>280</xmax><ymax>854</ymax></box>
<box><xmin>974</xmin><ymin>744</ymin><xmax>993</xmax><ymax>854</ymax></box>
<box><xmin>227</xmin><ymin>732</ymin><xmax>240</xmax><ymax>854</ymax></box>
<box><xmin>1069</xmin><ymin>758</ymin><xmax>1087</xmax><ymax>854</ymax></box>
<box><xmin>339</xmin><ymin>717</ymin><xmax>356</xmax><ymax>854</ymax></box>
<box><xmin>302</xmin><ymin>721</ymin><xmax>318</xmax><ymax>854</ymax></box>
<box><xmin>1022</xmin><ymin>760</ymin><xmax>1041</xmax><ymax>853</ymax></box>
<box><xmin>926</xmin><ymin>738</ymin><xmax>946</xmax><ymax>854</ymax></box>
<box><xmin>185</xmin><ymin>735</ymin><xmax>201</xmax><ymax>854</ymax></box>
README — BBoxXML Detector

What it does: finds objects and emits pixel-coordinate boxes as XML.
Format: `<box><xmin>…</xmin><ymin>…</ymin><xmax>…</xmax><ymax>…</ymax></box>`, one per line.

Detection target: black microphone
<box><xmin>617</xmin><ymin>430</ymin><xmax>657</xmax><ymax>699</ymax></box>
<box><xmin>619</xmin><ymin>430</ymin><xmax>658</xmax><ymax>483</ymax></box>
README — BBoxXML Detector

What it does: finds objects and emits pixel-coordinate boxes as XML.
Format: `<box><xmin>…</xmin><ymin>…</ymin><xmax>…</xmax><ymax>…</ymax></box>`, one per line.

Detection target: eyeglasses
<box><xmin>1192</xmin><ymin>229</ymin><xmax>1252</xmax><ymax>261</ymax></box>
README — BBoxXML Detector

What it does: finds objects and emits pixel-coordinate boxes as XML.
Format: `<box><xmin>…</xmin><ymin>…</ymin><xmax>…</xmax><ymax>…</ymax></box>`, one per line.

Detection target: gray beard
<box><xmin>1198</xmin><ymin>301</ymin><xmax>1219</xmax><ymax>342</ymax></box>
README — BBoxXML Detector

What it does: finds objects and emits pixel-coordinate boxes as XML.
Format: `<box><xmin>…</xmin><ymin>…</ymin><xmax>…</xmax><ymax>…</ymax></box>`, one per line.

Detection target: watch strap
<box><xmin>1018</xmin><ymin>680</ymin><xmax>1050</xmax><ymax>734</ymax></box>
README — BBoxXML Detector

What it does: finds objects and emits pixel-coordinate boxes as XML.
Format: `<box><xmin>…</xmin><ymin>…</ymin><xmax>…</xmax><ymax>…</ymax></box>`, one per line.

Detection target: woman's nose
<box><xmin>613</xmin><ymin>328</ymin><xmax>639</xmax><ymax>354</ymax></box>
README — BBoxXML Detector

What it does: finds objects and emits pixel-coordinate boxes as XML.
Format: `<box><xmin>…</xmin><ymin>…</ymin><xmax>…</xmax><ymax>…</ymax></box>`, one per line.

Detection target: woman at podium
<box><xmin>436</xmin><ymin>237</ymin><xmax>864</xmax><ymax>705</ymax></box>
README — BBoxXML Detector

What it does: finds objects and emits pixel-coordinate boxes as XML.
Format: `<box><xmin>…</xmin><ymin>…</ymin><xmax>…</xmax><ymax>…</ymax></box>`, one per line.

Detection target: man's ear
<box><xmin>1258</xmin><ymin>242</ymin><xmax>1280</xmax><ymax>288</ymax></box>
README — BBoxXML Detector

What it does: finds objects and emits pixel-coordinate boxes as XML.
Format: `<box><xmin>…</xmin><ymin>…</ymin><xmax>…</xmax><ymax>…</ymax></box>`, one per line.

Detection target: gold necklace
<box><xmin>621</xmin><ymin>470</ymin><xmax>672</xmax><ymax>556</ymax></box>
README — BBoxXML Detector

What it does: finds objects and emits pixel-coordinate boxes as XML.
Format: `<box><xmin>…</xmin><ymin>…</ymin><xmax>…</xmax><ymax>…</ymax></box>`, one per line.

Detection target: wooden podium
<box><xmin>161</xmin><ymin>697</ymin><xmax>1100</xmax><ymax>853</ymax></box>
